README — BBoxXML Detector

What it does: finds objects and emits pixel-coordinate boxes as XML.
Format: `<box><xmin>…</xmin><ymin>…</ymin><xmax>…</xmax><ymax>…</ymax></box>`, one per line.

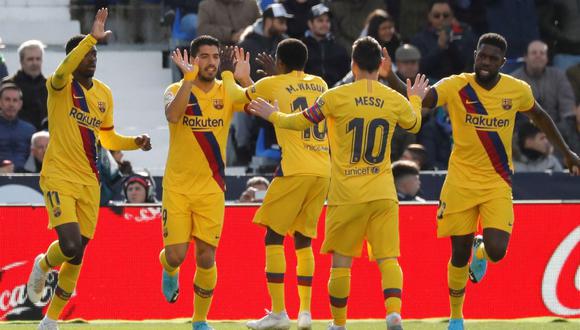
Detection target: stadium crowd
<box><xmin>0</xmin><ymin>0</ymin><xmax>579</xmax><ymax>196</ymax></box>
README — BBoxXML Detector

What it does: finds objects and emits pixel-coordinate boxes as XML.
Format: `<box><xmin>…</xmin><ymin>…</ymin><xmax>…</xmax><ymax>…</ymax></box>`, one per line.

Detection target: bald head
<box><xmin>524</xmin><ymin>40</ymin><xmax>548</xmax><ymax>76</ymax></box>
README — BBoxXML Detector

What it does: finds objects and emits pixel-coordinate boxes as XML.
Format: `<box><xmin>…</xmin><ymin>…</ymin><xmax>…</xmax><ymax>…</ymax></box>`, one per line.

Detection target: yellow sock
<box><xmin>159</xmin><ymin>249</ymin><xmax>179</xmax><ymax>276</ymax></box>
<box><xmin>328</xmin><ymin>267</ymin><xmax>350</xmax><ymax>326</ymax></box>
<box><xmin>40</xmin><ymin>241</ymin><xmax>73</xmax><ymax>272</ymax></box>
<box><xmin>192</xmin><ymin>265</ymin><xmax>217</xmax><ymax>322</ymax></box>
<box><xmin>46</xmin><ymin>262</ymin><xmax>82</xmax><ymax>320</ymax></box>
<box><xmin>379</xmin><ymin>259</ymin><xmax>403</xmax><ymax>314</ymax></box>
<box><xmin>296</xmin><ymin>247</ymin><xmax>314</xmax><ymax>313</ymax></box>
<box><xmin>475</xmin><ymin>244</ymin><xmax>490</xmax><ymax>261</ymax></box>
<box><xmin>265</xmin><ymin>245</ymin><xmax>286</xmax><ymax>313</ymax></box>
<box><xmin>448</xmin><ymin>261</ymin><xmax>469</xmax><ymax>319</ymax></box>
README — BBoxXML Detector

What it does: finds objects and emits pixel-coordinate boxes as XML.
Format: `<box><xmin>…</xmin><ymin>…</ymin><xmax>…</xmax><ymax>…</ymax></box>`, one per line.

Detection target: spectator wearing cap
<box><xmin>410</xmin><ymin>0</ymin><xmax>476</xmax><ymax>82</ymax></box>
<box><xmin>0</xmin><ymin>37</ymin><xmax>7</xmax><ymax>80</ymax></box>
<box><xmin>239</xmin><ymin>3</ymin><xmax>292</xmax><ymax>81</ymax></box>
<box><xmin>123</xmin><ymin>173</ymin><xmax>157</xmax><ymax>203</ymax></box>
<box><xmin>302</xmin><ymin>3</ymin><xmax>350</xmax><ymax>87</ymax></box>
<box><xmin>2</xmin><ymin>40</ymin><xmax>48</xmax><ymax>130</ymax></box>
<box><xmin>0</xmin><ymin>84</ymin><xmax>35</xmax><ymax>173</ymax></box>
<box><xmin>392</xmin><ymin>160</ymin><xmax>426</xmax><ymax>202</ymax></box>
<box><xmin>22</xmin><ymin>130</ymin><xmax>49</xmax><ymax>173</ymax></box>
<box><xmin>394</xmin><ymin>44</ymin><xmax>421</xmax><ymax>82</ymax></box>
<box><xmin>514</xmin><ymin>122</ymin><xmax>563</xmax><ymax>172</ymax></box>
<box><xmin>400</xmin><ymin>143</ymin><xmax>429</xmax><ymax>170</ymax></box>
<box><xmin>280</xmin><ymin>0</ymin><xmax>321</xmax><ymax>39</ymax></box>
<box><xmin>197</xmin><ymin>0</ymin><xmax>261</xmax><ymax>44</ymax></box>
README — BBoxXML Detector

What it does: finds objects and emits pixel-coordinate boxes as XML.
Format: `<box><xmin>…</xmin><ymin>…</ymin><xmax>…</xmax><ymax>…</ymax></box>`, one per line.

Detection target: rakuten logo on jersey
<box><xmin>542</xmin><ymin>226</ymin><xmax>580</xmax><ymax>316</ymax></box>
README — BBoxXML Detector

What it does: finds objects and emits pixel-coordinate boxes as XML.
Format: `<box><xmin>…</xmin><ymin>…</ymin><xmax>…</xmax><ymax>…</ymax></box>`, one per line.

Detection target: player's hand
<box><xmin>219</xmin><ymin>46</ymin><xmax>235</xmax><ymax>73</ymax></box>
<box><xmin>379</xmin><ymin>47</ymin><xmax>392</xmax><ymax>78</ymax></box>
<box><xmin>135</xmin><ymin>134</ymin><xmax>152</xmax><ymax>151</ymax></box>
<box><xmin>247</xmin><ymin>98</ymin><xmax>279</xmax><ymax>120</ymax></box>
<box><xmin>233</xmin><ymin>46</ymin><xmax>251</xmax><ymax>84</ymax></box>
<box><xmin>171</xmin><ymin>49</ymin><xmax>198</xmax><ymax>81</ymax></box>
<box><xmin>91</xmin><ymin>8</ymin><xmax>113</xmax><ymax>42</ymax></box>
<box><xmin>407</xmin><ymin>74</ymin><xmax>430</xmax><ymax>100</ymax></box>
<box><xmin>256</xmin><ymin>52</ymin><xmax>277</xmax><ymax>77</ymax></box>
<box><xmin>563</xmin><ymin>151</ymin><xmax>580</xmax><ymax>175</ymax></box>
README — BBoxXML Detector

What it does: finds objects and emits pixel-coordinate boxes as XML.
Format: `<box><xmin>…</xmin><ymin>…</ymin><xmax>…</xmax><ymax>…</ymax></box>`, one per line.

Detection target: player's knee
<box><xmin>165</xmin><ymin>249</ymin><xmax>186</xmax><ymax>267</ymax></box>
<box><xmin>196</xmin><ymin>249</ymin><xmax>215</xmax><ymax>269</ymax></box>
<box><xmin>265</xmin><ymin>228</ymin><xmax>284</xmax><ymax>245</ymax></box>
<box><xmin>59</xmin><ymin>238</ymin><xmax>82</xmax><ymax>259</ymax></box>
<box><xmin>294</xmin><ymin>232</ymin><xmax>311</xmax><ymax>249</ymax></box>
<box><xmin>485</xmin><ymin>245</ymin><xmax>507</xmax><ymax>263</ymax></box>
<box><xmin>451</xmin><ymin>249</ymin><xmax>471</xmax><ymax>267</ymax></box>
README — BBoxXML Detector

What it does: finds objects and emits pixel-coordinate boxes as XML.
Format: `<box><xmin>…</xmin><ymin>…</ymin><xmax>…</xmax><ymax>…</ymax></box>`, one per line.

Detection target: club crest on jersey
<box><xmin>213</xmin><ymin>99</ymin><xmax>224</xmax><ymax>110</ymax></box>
<box><xmin>502</xmin><ymin>98</ymin><xmax>512</xmax><ymax>110</ymax></box>
<box><xmin>98</xmin><ymin>101</ymin><xmax>106</xmax><ymax>113</ymax></box>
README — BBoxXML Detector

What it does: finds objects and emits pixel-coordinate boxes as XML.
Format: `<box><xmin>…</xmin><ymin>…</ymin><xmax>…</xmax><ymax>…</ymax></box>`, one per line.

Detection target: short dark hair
<box><xmin>189</xmin><ymin>35</ymin><xmax>220</xmax><ymax>57</ymax></box>
<box><xmin>66</xmin><ymin>35</ymin><xmax>87</xmax><ymax>55</ymax></box>
<box><xmin>0</xmin><ymin>83</ymin><xmax>22</xmax><ymax>99</ymax></box>
<box><xmin>352</xmin><ymin>36</ymin><xmax>382</xmax><ymax>72</ymax></box>
<box><xmin>392</xmin><ymin>160</ymin><xmax>420</xmax><ymax>180</ymax></box>
<box><xmin>276</xmin><ymin>38</ymin><xmax>308</xmax><ymax>71</ymax></box>
<box><xmin>477</xmin><ymin>33</ymin><xmax>507</xmax><ymax>54</ymax></box>
<box><xmin>428</xmin><ymin>0</ymin><xmax>451</xmax><ymax>12</ymax></box>
<box><xmin>517</xmin><ymin>121</ymin><xmax>541</xmax><ymax>151</ymax></box>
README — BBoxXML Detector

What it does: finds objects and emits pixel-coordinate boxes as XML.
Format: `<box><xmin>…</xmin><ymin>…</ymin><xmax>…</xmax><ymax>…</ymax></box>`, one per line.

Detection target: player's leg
<box><xmin>328</xmin><ymin>253</ymin><xmax>352</xmax><ymax>330</ymax></box>
<box><xmin>367</xmin><ymin>200</ymin><xmax>403</xmax><ymax>330</ymax></box>
<box><xmin>160</xmin><ymin>190</ymin><xmax>194</xmax><ymax>303</ymax></box>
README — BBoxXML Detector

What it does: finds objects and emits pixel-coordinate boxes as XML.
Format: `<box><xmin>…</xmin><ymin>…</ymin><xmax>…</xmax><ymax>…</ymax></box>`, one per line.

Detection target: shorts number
<box><xmin>292</xmin><ymin>97</ymin><xmax>326</xmax><ymax>141</ymax></box>
<box><xmin>347</xmin><ymin>117</ymin><xmax>389</xmax><ymax>165</ymax></box>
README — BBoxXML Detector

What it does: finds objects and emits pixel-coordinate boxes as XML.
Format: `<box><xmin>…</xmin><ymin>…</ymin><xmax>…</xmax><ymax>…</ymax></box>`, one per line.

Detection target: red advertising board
<box><xmin>1</xmin><ymin>204</ymin><xmax>578</xmax><ymax>320</ymax></box>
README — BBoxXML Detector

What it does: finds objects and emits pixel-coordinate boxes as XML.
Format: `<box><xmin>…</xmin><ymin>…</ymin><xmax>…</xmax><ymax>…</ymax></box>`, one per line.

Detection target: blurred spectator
<box><xmin>0</xmin><ymin>160</ymin><xmax>14</xmax><ymax>174</ymax></box>
<box><xmin>122</xmin><ymin>172</ymin><xmax>158</xmax><ymax>203</ymax></box>
<box><xmin>328</xmin><ymin>0</ymin><xmax>387</xmax><ymax>51</ymax></box>
<box><xmin>0</xmin><ymin>84</ymin><xmax>35</xmax><ymax>172</ymax></box>
<box><xmin>22</xmin><ymin>131</ymin><xmax>49</xmax><ymax>173</ymax></box>
<box><xmin>537</xmin><ymin>0</ymin><xmax>580</xmax><ymax>71</ymax></box>
<box><xmin>511</xmin><ymin>40</ymin><xmax>579</xmax><ymax>154</ymax></box>
<box><xmin>485</xmin><ymin>0</ymin><xmax>539</xmax><ymax>72</ymax></box>
<box><xmin>238</xmin><ymin>176</ymin><xmax>270</xmax><ymax>202</ymax></box>
<box><xmin>410</xmin><ymin>0</ymin><xmax>475</xmax><ymax>82</ymax></box>
<box><xmin>0</xmin><ymin>37</ymin><xmax>7</xmax><ymax>80</ymax></box>
<box><xmin>514</xmin><ymin>122</ymin><xmax>563</xmax><ymax>172</ymax></box>
<box><xmin>281</xmin><ymin>0</ymin><xmax>320</xmax><ymax>39</ymax></box>
<box><xmin>362</xmin><ymin>10</ymin><xmax>401</xmax><ymax>61</ymax></box>
<box><xmin>566</xmin><ymin>63</ymin><xmax>580</xmax><ymax>132</ymax></box>
<box><xmin>400</xmin><ymin>143</ymin><xmax>428</xmax><ymax>170</ymax></box>
<box><xmin>165</xmin><ymin>0</ymin><xmax>201</xmax><ymax>41</ymax></box>
<box><xmin>417</xmin><ymin>106</ymin><xmax>452</xmax><ymax>170</ymax></box>
<box><xmin>394</xmin><ymin>0</ymin><xmax>430</xmax><ymax>42</ymax></box>
<box><xmin>197</xmin><ymin>0</ymin><xmax>261</xmax><ymax>44</ymax></box>
<box><xmin>98</xmin><ymin>145</ymin><xmax>134</xmax><ymax>206</ymax></box>
<box><xmin>2</xmin><ymin>40</ymin><xmax>48</xmax><ymax>130</ymax></box>
<box><xmin>392</xmin><ymin>160</ymin><xmax>425</xmax><ymax>202</ymax></box>
<box><xmin>302</xmin><ymin>3</ymin><xmax>350</xmax><ymax>87</ymax></box>
<box><xmin>449</xmin><ymin>0</ymin><xmax>487</xmax><ymax>37</ymax></box>
<box><xmin>394</xmin><ymin>44</ymin><xmax>420</xmax><ymax>81</ymax></box>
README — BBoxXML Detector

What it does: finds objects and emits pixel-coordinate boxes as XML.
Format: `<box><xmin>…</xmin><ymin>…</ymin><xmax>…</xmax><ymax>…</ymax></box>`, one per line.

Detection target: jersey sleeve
<box><xmin>433</xmin><ymin>75</ymin><xmax>456</xmax><ymax>108</ymax></box>
<box><xmin>221</xmin><ymin>71</ymin><xmax>252</xmax><ymax>105</ymax></box>
<box><xmin>246</xmin><ymin>77</ymin><xmax>272</xmax><ymax>101</ymax></box>
<box><xmin>49</xmin><ymin>34</ymin><xmax>97</xmax><ymax>91</ymax></box>
<box><xmin>101</xmin><ymin>88</ymin><xmax>114</xmax><ymax>130</ymax></box>
<box><xmin>163</xmin><ymin>83</ymin><xmax>180</xmax><ymax>108</ymax></box>
<box><xmin>397</xmin><ymin>95</ymin><xmax>422</xmax><ymax>134</ymax></box>
<box><xmin>517</xmin><ymin>80</ymin><xmax>535</xmax><ymax>112</ymax></box>
<box><xmin>312</xmin><ymin>90</ymin><xmax>332</xmax><ymax>118</ymax></box>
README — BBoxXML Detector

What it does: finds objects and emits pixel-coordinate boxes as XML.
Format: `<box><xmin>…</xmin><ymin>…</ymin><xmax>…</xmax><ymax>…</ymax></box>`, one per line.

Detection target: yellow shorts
<box><xmin>161</xmin><ymin>190</ymin><xmax>225</xmax><ymax>247</ymax></box>
<box><xmin>321</xmin><ymin>199</ymin><xmax>399</xmax><ymax>259</ymax></box>
<box><xmin>437</xmin><ymin>184</ymin><xmax>514</xmax><ymax>237</ymax></box>
<box><xmin>253</xmin><ymin>176</ymin><xmax>329</xmax><ymax>238</ymax></box>
<box><xmin>39</xmin><ymin>176</ymin><xmax>100</xmax><ymax>239</ymax></box>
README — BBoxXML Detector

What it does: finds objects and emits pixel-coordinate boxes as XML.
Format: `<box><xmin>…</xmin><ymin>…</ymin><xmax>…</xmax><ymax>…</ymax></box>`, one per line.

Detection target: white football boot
<box><xmin>246</xmin><ymin>310</ymin><xmax>291</xmax><ymax>330</ymax></box>
<box><xmin>27</xmin><ymin>254</ymin><xmax>48</xmax><ymax>303</ymax></box>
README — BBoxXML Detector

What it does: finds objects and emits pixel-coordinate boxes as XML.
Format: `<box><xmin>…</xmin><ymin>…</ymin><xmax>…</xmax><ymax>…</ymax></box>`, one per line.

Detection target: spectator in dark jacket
<box><xmin>537</xmin><ymin>0</ymin><xmax>580</xmax><ymax>71</ymax></box>
<box><xmin>0</xmin><ymin>37</ymin><xmax>7</xmax><ymax>80</ymax></box>
<box><xmin>417</xmin><ymin>106</ymin><xmax>452</xmax><ymax>170</ymax></box>
<box><xmin>329</xmin><ymin>0</ymin><xmax>387</xmax><ymax>51</ymax></box>
<box><xmin>197</xmin><ymin>0</ymin><xmax>261</xmax><ymax>44</ymax></box>
<box><xmin>281</xmin><ymin>0</ymin><xmax>320</xmax><ymax>39</ymax></box>
<box><xmin>410</xmin><ymin>0</ymin><xmax>475</xmax><ymax>82</ymax></box>
<box><xmin>0</xmin><ymin>84</ymin><xmax>35</xmax><ymax>172</ymax></box>
<box><xmin>302</xmin><ymin>4</ymin><xmax>350</xmax><ymax>87</ymax></box>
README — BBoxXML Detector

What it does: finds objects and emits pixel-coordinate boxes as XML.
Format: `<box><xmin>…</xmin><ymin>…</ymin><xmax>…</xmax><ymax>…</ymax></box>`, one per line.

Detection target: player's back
<box><xmin>316</xmin><ymin>79</ymin><xmax>419</xmax><ymax>205</ymax></box>
<box><xmin>248</xmin><ymin>71</ymin><xmax>330</xmax><ymax>177</ymax></box>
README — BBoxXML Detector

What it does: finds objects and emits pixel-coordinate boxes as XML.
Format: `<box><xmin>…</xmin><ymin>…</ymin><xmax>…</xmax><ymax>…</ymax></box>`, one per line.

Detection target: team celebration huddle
<box><xmin>22</xmin><ymin>6</ymin><xmax>580</xmax><ymax>330</ymax></box>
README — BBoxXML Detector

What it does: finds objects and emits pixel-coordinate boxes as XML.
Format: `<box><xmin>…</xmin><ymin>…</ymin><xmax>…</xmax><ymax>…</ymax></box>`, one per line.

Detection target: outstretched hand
<box><xmin>91</xmin><ymin>8</ymin><xmax>113</xmax><ymax>42</ymax></box>
<box><xmin>246</xmin><ymin>98</ymin><xmax>279</xmax><ymax>120</ymax></box>
<box><xmin>256</xmin><ymin>52</ymin><xmax>277</xmax><ymax>77</ymax></box>
<box><xmin>135</xmin><ymin>134</ymin><xmax>152</xmax><ymax>151</ymax></box>
<box><xmin>171</xmin><ymin>48</ymin><xmax>199</xmax><ymax>81</ymax></box>
<box><xmin>220</xmin><ymin>46</ymin><xmax>235</xmax><ymax>73</ymax></box>
<box><xmin>379</xmin><ymin>47</ymin><xmax>392</xmax><ymax>78</ymax></box>
<box><xmin>233</xmin><ymin>46</ymin><xmax>251</xmax><ymax>83</ymax></box>
<box><xmin>406</xmin><ymin>74</ymin><xmax>430</xmax><ymax>100</ymax></box>
<box><xmin>564</xmin><ymin>151</ymin><xmax>580</xmax><ymax>175</ymax></box>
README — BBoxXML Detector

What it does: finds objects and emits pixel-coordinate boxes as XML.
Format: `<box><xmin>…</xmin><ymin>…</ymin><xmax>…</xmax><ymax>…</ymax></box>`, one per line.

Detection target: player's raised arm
<box><xmin>51</xmin><ymin>8</ymin><xmax>112</xmax><ymax>90</ymax></box>
<box><xmin>165</xmin><ymin>49</ymin><xmax>199</xmax><ymax>123</ymax></box>
<box><xmin>247</xmin><ymin>98</ymin><xmax>319</xmax><ymax>131</ymax></box>
<box><xmin>399</xmin><ymin>74</ymin><xmax>430</xmax><ymax>134</ymax></box>
<box><xmin>524</xmin><ymin>103</ymin><xmax>580</xmax><ymax>175</ymax></box>
<box><xmin>221</xmin><ymin>46</ymin><xmax>252</xmax><ymax>104</ymax></box>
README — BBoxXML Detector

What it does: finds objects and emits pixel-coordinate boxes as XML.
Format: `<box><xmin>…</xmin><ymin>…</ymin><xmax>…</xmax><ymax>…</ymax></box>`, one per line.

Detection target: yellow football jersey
<box><xmin>163</xmin><ymin>81</ymin><xmax>237</xmax><ymax>195</ymax></box>
<box><xmin>275</xmin><ymin>79</ymin><xmax>422</xmax><ymax>205</ymax></box>
<box><xmin>246</xmin><ymin>71</ymin><xmax>330</xmax><ymax>177</ymax></box>
<box><xmin>434</xmin><ymin>73</ymin><xmax>535</xmax><ymax>189</ymax></box>
<box><xmin>41</xmin><ymin>74</ymin><xmax>115</xmax><ymax>186</ymax></box>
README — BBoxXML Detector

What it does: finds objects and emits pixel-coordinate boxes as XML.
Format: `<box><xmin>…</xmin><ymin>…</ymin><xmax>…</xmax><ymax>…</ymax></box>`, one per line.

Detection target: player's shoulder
<box><xmin>499</xmin><ymin>73</ymin><xmax>531</xmax><ymax>90</ymax></box>
<box><xmin>164</xmin><ymin>81</ymin><xmax>182</xmax><ymax>95</ymax></box>
<box><xmin>93</xmin><ymin>78</ymin><xmax>112</xmax><ymax>93</ymax></box>
<box><xmin>436</xmin><ymin>73</ymin><xmax>471</xmax><ymax>86</ymax></box>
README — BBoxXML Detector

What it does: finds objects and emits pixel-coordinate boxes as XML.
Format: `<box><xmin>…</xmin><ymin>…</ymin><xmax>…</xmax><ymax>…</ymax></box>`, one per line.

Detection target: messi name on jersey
<box><xmin>465</xmin><ymin>113</ymin><xmax>510</xmax><ymax>129</ymax></box>
<box><xmin>69</xmin><ymin>108</ymin><xmax>102</xmax><ymax>128</ymax></box>
<box><xmin>355</xmin><ymin>96</ymin><xmax>385</xmax><ymax>108</ymax></box>
<box><xmin>182</xmin><ymin>115</ymin><xmax>224</xmax><ymax>130</ymax></box>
